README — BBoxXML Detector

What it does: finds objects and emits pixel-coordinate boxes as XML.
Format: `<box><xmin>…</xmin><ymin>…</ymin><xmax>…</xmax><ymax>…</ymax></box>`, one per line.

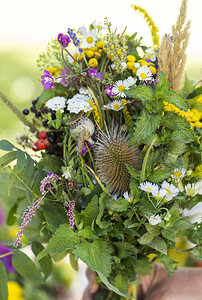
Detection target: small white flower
<box><xmin>183</xmin><ymin>202</ymin><xmax>202</xmax><ymax>223</ymax></box>
<box><xmin>151</xmin><ymin>188</ymin><xmax>167</xmax><ymax>199</ymax></box>
<box><xmin>136</xmin><ymin>65</ymin><xmax>153</xmax><ymax>81</ymax></box>
<box><xmin>123</xmin><ymin>191</ymin><xmax>133</xmax><ymax>203</ymax></box>
<box><xmin>79</xmin><ymin>87</ymin><xmax>92</xmax><ymax>98</ymax></box>
<box><xmin>81</xmin><ymin>30</ymin><xmax>97</xmax><ymax>48</ymax></box>
<box><xmin>103</xmin><ymin>100</ymin><xmax>124</xmax><ymax>111</ymax></box>
<box><xmin>139</xmin><ymin>181</ymin><xmax>159</xmax><ymax>194</ymax></box>
<box><xmin>70</xmin><ymin>117</ymin><xmax>95</xmax><ymax>143</ymax></box>
<box><xmin>62</xmin><ymin>166</ymin><xmax>73</xmax><ymax>180</ymax></box>
<box><xmin>144</xmin><ymin>48</ymin><xmax>157</xmax><ymax>62</ymax></box>
<box><xmin>92</xmin><ymin>21</ymin><xmax>107</xmax><ymax>31</ymax></box>
<box><xmin>67</xmin><ymin>49</ymin><xmax>80</xmax><ymax>63</ymax></box>
<box><xmin>171</xmin><ymin>168</ymin><xmax>186</xmax><ymax>179</ymax></box>
<box><xmin>67</xmin><ymin>93</ymin><xmax>93</xmax><ymax>114</ymax></box>
<box><xmin>125</xmin><ymin>76</ymin><xmax>137</xmax><ymax>87</ymax></box>
<box><xmin>111</xmin><ymin>62</ymin><xmax>127</xmax><ymax>71</ymax></box>
<box><xmin>148</xmin><ymin>214</ymin><xmax>161</xmax><ymax>225</ymax></box>
<box><xmin>185</xmin><ymin>180</ymin><xmax>202</xmax><ymax>197</ymax></box>
<box><xmin>161</xmin><ymin>181</ymin><xmax>179</xmax><ymax>201</ymax></box>
<box><xmin>78</xmin><ymin>26</ymin><xmax>87</xmax><ymax>35</ymax></box>
<box><xmin>111</xmin><ymin>78</ymin><xmax>131</xmax><ymax>98</ymax></box>
<box><xmin>46</xmin><ymin>96</ymin><xmax>67</xmax><ymax>112</ymax></box>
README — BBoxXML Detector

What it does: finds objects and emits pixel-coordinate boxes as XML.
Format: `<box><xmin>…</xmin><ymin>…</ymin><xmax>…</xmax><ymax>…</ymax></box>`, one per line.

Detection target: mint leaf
<box><xmin>80</xmin><ymin>195</ymin><xmax>99</xmax><ymax>228</ymax></box>
<box><xmin>107</xmin><ymin>197</ymin><xmax>129</xmax><ymax>212</ymax></box>
<box><xmin>148</xmin><ymin>236</ymin><xmax>167</xmax><ymax>254</ymax></box>
<box><xmin>164</xmin><ymin>91</ymin><xmax>190</xmax><ymax>111</ymax></box>
<box><xmin>125</xmin><ymin>85</ymin><xmax>155</xmax><ymax>102</ymax></box>
<box><xmin>155</xmin><ymin>71</ymin><xmax>171</xmax><ymax>99</ymax></box>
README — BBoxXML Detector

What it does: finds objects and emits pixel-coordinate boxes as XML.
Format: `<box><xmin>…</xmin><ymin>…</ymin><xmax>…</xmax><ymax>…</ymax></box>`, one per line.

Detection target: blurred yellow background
<box><xmin>0</xmin><ymin>0</ymin><xmax>201</xmax><ymax>141</ymax></box>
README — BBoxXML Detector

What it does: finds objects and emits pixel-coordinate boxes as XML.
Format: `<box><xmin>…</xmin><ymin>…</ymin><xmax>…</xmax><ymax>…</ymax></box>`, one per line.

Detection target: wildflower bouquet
<box><xmin>0</xmin><ymin>1</ymin><xmax>202</xmax><ymax>299</ymax></box>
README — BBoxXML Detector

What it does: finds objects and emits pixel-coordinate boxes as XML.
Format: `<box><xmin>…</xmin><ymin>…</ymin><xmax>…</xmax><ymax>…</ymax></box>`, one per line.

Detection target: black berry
<box><xmin>32</xmin><ymin>99</ymin><xmax>37</xmax><ymax>106</ymax></box>
<box><xmin>23</xmin><ymin>109</ymin><xmax>29</xmax><ymax>115</ymax></box>
<box><xmin>43</xmin><ymin>120</ymin><xmax>48</xmax><ymax>127</ymax></box>
<box><xmin>30</xmin><ymin>106</ymin><xmax>36</xmax><ymax>113</ymax></box>
<box><xmin>35</xmin><ymin>111</ymin><xmax>41</xmax><ymax>118</ymax></box>
<box><xmin>51</xmin><ymin>111</ymin><xmax>56</xmax><ymax>120</ymax></box>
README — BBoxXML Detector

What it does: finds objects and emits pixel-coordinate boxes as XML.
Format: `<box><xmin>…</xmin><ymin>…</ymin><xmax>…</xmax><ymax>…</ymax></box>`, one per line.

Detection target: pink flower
<box><xmin>66</xmin><ymin>200</ymin><xmax>75</xmax><ymax>229</ymax></box>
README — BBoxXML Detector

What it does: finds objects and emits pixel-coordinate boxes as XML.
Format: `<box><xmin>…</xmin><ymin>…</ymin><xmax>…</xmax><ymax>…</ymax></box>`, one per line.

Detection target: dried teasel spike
<box><xmin>94</xmin><ymin>127</ymin><xmax>142</xmax><ymax>195</ymax></box>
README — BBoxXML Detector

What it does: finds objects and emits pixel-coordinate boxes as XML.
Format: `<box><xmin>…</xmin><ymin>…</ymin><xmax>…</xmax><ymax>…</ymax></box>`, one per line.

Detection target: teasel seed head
<box><xmin>94</xmin><ymin>127</ymin><xmax>142</xmax><ymax>195</ymax></box>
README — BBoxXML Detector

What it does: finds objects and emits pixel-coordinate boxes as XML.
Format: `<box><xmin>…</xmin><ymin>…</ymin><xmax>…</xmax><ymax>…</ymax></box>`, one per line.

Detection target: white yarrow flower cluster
<box><xmin>46</xmin><ymin>96</ymin><xmax>67</xmax><ymax>113</ymax></box>
<box><xmin>67</xmin><ymin>92</ymin><xmax>93</xmax><ymax>114</ymax></box>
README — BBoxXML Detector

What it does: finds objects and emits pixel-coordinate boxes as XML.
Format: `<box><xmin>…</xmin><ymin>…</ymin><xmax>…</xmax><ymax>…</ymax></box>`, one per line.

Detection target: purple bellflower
<box><xmin>41</xmin><ymin>70</ymin><xmax>55</xmax><ymax>91</ymax></box>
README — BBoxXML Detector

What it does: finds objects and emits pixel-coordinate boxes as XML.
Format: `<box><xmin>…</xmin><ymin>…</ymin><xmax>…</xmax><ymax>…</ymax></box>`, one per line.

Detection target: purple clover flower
<box><xmin>57</xmin><ymin>33</ymin><xmax>71</xmax><ymax>47</ymax></box>
<box><xmin>41</xmin><ymin>70</ymin><xmax>55</xmax><ymax>91</ymax></box>
<box><xmin>88</xmin><ymin>68</ymin><xmax>103</xmax><ymax>79</ymax></box>
<box><xmin>0</xmin><ymin>244</ymin><xmax>16</xmax><ymax>272</ymax></box>
<box><xmin>67</xmin><ymin>28</ymin><xmax>80</xmax><ymax>47</ymax></box>
<box><xmin>66</xmin><ymin>200</ymin><xmax>75</xmax><ymax>229</ymax></box>
<box><xmin>78</xmin><ymin>141</ymin><xmax>92</xmax><ymax>155</ymax></box>
<box><xmin>14</xmin><ymin>198</ymin><xmax>44</xmax><ymax>248</ymax></box>
<box><xmin>105</xmin><ymin>85</ymin><xmax>116</xmax><ymax>97</ymax></box>
<box><xmin>40</xmin><ymin>173</ymin><xmax>59</xmax><ymax>195</ymax></box>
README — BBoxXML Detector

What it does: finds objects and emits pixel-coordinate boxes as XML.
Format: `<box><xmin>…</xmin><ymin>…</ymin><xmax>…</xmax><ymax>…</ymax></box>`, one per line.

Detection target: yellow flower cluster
<box><xmin>88</xmin><ymin>99</ymin><xmax>101</xmax><ymax>127</ymax></box>
<box><xmin>163</xmin><ymin>101</ymin><xmax>202</xmax><ymax>128</ymax></box>
<box><xmin>196</xmin><ymin>95</ymin><xmax>202</xmax><ymax>104</ymax></box>
<box><xmin>126</xmin><ymin>55</ymin><xmax>156</xmax><ymax>75</ymax></box>
<box><xmin>131</xmin><ymin>5</ymin><xmax>160</xmax><ymax>50</ymax></box>
<box><xmin>121</xmin><ymin>99</ymin><xmax>132</xmax><ymax>127</ymax></box>
<box><xmin>8</xmin><ymin>281</ymin><xmax>24</xmax><ymax>300</ymax></box>
<box><xmin>46</xmin><ymin>67</ymin><xmax>61</xmax><ymax>77</ymax></box>
<box><xmin>191</xmin><ymin>163</ymin><xmax>202</xmax><ymax>179</ymax></box>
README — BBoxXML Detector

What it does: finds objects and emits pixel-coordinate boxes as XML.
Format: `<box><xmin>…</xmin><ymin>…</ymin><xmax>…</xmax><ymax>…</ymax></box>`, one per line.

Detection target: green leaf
<box><xmin>148</xmin><ymin>169</ymin><xmax>172</xmax><ymax>183</ymax></box>
<box><xmin>31</xmin><ymin>241</ymin><xmax>52</xmax><ymax>279</ymax></box>
<box><xmin>37</xmin><ymin>224</ymin><xmax>80</xmax><ymax>260</ymax></box>
<box><xmin>161</xmin><ymin>228</ymin><xmax>176</xmax><ymax>242</ymax></box>
<box><xmin>126</xmin><ymin>164</ymin><xmax>141</xmax><ymax>180</ymax></box>
<box><xmin>96</xmin><ymin>192</ymin><xmax>109</xmax><ymax>229</ymax></box>
<box><xmin>148</xmin><ymin>236</ymin><xmax>167</xmax><ymax>254</ymax></box>
<box><xmin>69</xmin><ymin>251</ymin><xmax>78</xmax><ymax>271</ymax></box>
<box><xmin>187</xmin><ymin>86</ymin><xmax>202</xmax><ymax>99</ymax></box>
<box><xmin>12</xmin><ymin>251</ymin><xmax>45</xmax><ymax>284</ymax></box>
<box><xmin>0</xmin><ymin>151</ymin><xmax>17</xmax><ymax>167</ymax></box>
<box><xmin>16</xmin><ymin>150</ymin><xmax>26</xmax><ymax>174</ymax></box>
<box><xmin>78</xmin><ymin>227</ymin><xmax>98</xmax><ymax>239</ymax></box>
<box><xmin>7</xmin><ymin>203</ymin><xmax>17</xmax><ymax>226</ymax></box>
<box><xmin>107</xmin><ymin>197</ymin><xmax>129</xmax><ymax>212</ymax></box>
<box><xmin>138</xmin><ymin>232</ymin><xmax>154</xmax><ymax>245</ymax></box>
<box><xmin>0</xmin><ymin>261</ymin><xmax>8</xmax><ymax>300</ymax></box>
<box><xmin>172</xmin><ymin>219</ymin><xmax>192</xmax><ymax>231</ymax></box>
<box><xmin>179</xmin><ymin>74</ymin><xmax>194</xmax><ymax>98</ymax></box>
<box><xmin>125</xmin><ymin>85</ymin><xmax>155</xmax><ymax>102</ymax></box>
<box><xmin>23</xmin><ymin>154</ymin><xmax>35</xmax><ymax>183</ymax></box>
<box><xmin>164</xmin><ymin>91</ymin><xmax>190</xmax><ymax>111</ymax></box>
<box><xmin>133</xmin><ymin>257</ymin><xmax>154</xmax><ymax>275</ymax></box>
<box><xmin>36</xmin><ymin>89</ymin><xmax>55</xmax><ymax>108</ymax></box>
<box><xmin>145</xmin><ymin>223</ymin><xmax>160</xmax><ymax>236</ymax></box>
<box><xmin>114</xmin><ymin>242</ymin><xmax>137</xmax><ymax>259</ymax></box>
<box><xmin>159</xmin><ymin>254</ymin><xmax>178</xmax><ymax>276</ymax></box>
<box><xmin>155</xmin><ymin>71</ymin><xmax>171</xmax><ymax>99</ymax></box>
<box><xmin>131</xmin><ymin>109</ymin><xmax>161</xmax><ymax>144</ymax></box>
<box><xmin>73</xmin><ymin>239</ymin><xmax>112</xmax><ymax>277</ymax></box>
<box><xmin>80</xmin><ymin>195</ymin><xmax>99</xmax><ymax>228</ymax></box>
<box><xmin>0</xmin><ymin>140</ymin><xmax>15</xmax><ymax>151</ymax></box>
<box><xmin>79</xmin><ymin>187</ymin><xmax>92</xmax><ymax>196</ymax></box>
<box><xmin>193</xmin><ymin>246</ymin><xmax>202</xmax><ymax>260</ymax></box>
<box><xmin>97</xmin><ymin>272</ymin><xmax>134</xmax><ymax>298</ymax></box>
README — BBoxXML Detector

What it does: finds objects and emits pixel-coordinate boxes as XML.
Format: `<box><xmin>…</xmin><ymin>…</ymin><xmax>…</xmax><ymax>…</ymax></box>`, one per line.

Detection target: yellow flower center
<box><xmin>188</xmin><ymin>188</ymin><xmax>195</xmax><ymax>196</ymax></box>
<box><xmin>173</xmin><ymin>171</ymin><xmax>181</xmax><ymax>178</ymax></box>
<box><xmin>113</xmin><ymin>104</ymin><xmax>121</xmax><ymax>110</ymax></box>
<box><xmin>118</xmin><ymin>85</ymin><xmax>125</xmax><ymax>93</ymax></box>
<box><xmin>140</xmin><ymin>73</ymin><xmax>147</xmax><ymax>79</ymax></box>
<box><xmin>146</xmin><ymin>187</ymin><xmax>152</xmax><ymax>191</ymax></box>
<box><xmin>87</xmin><ymin>36</ymin><xmax>94</xmax><ymax>44</ymax></box>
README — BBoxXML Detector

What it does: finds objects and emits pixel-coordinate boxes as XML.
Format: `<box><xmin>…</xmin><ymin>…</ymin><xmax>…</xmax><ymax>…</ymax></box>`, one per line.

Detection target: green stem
<box><xmin>0</xmin><ymin>252</ymin><xmax>13</xmax><ymax>258</ymax></box>
<box><xmin>0</xmin><ymin>90</ymin><xmax>36</xmax><ymax>132</ymax></box>
<box><xmin>11</xmin><ymin>170</ymin><xmax>38</xmax><ymax>197</ymax></box>
<box><xmin>61</xmin><ymin>49</ymin><xmax>75</xmax><ymax>73</ymax></box>
<box><xmin>63</xmin><ymin>131</ymin><xmax>69</xmax><ymax>167</ymax></box>
<box><xmin>140</xmin><ymin>137</ymin><xmax>156</xmax><ymax>182</ymax></box>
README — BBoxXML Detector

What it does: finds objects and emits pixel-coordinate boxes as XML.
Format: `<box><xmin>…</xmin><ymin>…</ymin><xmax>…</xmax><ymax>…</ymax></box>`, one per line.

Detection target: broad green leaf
<box><xmin>12</xmin><ymin>251</ymin><xmax>45</xmax><ymax>284</ymax></box>
<box><xmin>107</xmin><ymin>197</ymin><xmax>129</xmax><ymax>212</ymax></box>
<box><xmin>0</xmin><ymin>261</ymin><xmax>8</xmax><ymax>300</ymax></box>
<box><xmin>78</xmin><ymin>227</ymin><xmax>98</xmax><ymax>239</ymax></box>
<box><xmin>32</xmin><ymin>242</ymin><xmax>52</xmax><ymax>279</ymax></box>
<box><xmin>97</xmin><ymin>272</ymin><xmax>134</xmax><ymax>298</ymax></box>
<box><xmin>130</xmin><ymin>109</ymin><xmax>161</xmax><ymax>144</ymax></box>
<box><xmin>0</xmin><ymin>140</ymin><xmax>15</xmax><ymax>151</ymax></box>
<box><xmin>79</xmin><ymin>187</ymin><xmax>91</xmax><ymax>196</ymax></box>
<box><xmin>32</xmin><ymin>163</ymin><xmax>45</xmax><ymax>193</ymax></box>
<box><xmin>80</xmin><ymin>195</ymin><xmax>99</xmax><ymax>228</ymax></box>
<box><xmin>138</xmin><ymin>232</ymin><xmax>154</xmax><ymax>245</ymax></box>
<box><xmin>69</xmin><ymin>251</ymin><xmax>78</xmax><ymax>271</ymax></box>
<box><xmin>36</xmin><ymin>89</ymin><xmax>55</xmax><ymax>108</ymax></box>
<box><xmin>164</xmin><ymin>91</ymin><xmax>190</xmax><ymax>111</ymax></box>
<box><xmin>37</xmin><ymin>224</ymin><xmax>80</xmax><ymax>260</ymax></box>
<box><xmin>179</xmin><ymin>74</ymin><xmax>194</xmax><ymax>98</ymax></box>
<box><xmin>109</xmin><ymin>225</ymin><xmax>125</xmax><ymax>240</ymax></box>
<box><xmin>126</xmin><ymin>164</ymin><xmax>141</xmax><ymax>180</ymax></box>
<box><xmin>23</xmin><ymin>154</ymin><xmax>35</xmax><ymax>183</ymax></box>
<box><xmin>133</xmin><ymin>257</ymin><xmax>154</xmax><ymax>275</ymax></box>
<box><xmin>7</xmin><ymin>203</ymin><xmax>17</xmax><ymax>226</ymax></box>
<box><xmin>155</xmin><ymin>71</ymin><xmax>171</xmax><ymax>99</ymax></box>
<box><xmin>16</xmin><ymin>150</ymin><xmax>26</xmax><ymax>174</ymax></box>
<box><xmin>159</xmin><ymin>254</ymin><xmax>178</xmax><ymax>276</ymax></box>
<box><xmin>193</xmin><ymin>246</ymin><xmax>202</xmax><ymax>260</ymax></box>
<box><xmin>172</xmin><ymin>219</ymin><xmax>192</xmax><ymax>231</ymax></box>
<box><xmin>114</xmin><ymin>242</ymin><xmax>137</xmax><ymax>259</ymax></box>
<box><xmin>148</xmin><ymin>169</ymin><xmax>172</xmax><ymax>183</ymax></box>
<box><xmin>145</xmin><ymin>224</ymin><xmax>160</xmax><ymax>236</ymax></box>
<box><xmin>162</xmin><ymin>228</ymin><xmax>176</xmax><ymax>242</ymax></box>
<box><xmin>0</xmin><ymin>151</ymin><xmax>17</xmax><ymax>167</ymax></box>
<box><xmin>96</xmin><ymin>192</ymin><xmax>109</xmax><ymax>229</ymax></box>
<box><xmin>125</xmin><ymin>85</ymin><xmax>155</xmax><ymax>102</ymax></box>
<box><xmin>148</xmin><ymin>236</ymin><xmax>167</xmax><ymax>254</ymax></box>
<box><xmin>73</xmin><ymin>239</ymin><xmax>112</xmax><ymax>277</ymax></box>
<box><xmin>187</xmin><ymin>86</ymin><xmax>202</xmax><ymax>99</ymax></box>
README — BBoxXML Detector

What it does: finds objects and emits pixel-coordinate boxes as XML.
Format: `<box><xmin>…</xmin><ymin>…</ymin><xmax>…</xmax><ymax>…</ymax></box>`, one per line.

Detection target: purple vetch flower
<box><xmin>13</xmin><ymin>198</ymin><xmax>44</xmax><ymax>248</ymax></box>
<box><xmin>96</xmin><ymin>72</ymin><xmax>103</xmax><ymax>79</ymax></box>
<box><xmin>66</xmin><ymin>200</ymin><xmax>75</xmax><ymax>229</ymax></box>
<box><xmin>88</xmin><ymin>68</ymin><xmax>103</xmax><ymax>79</ymax></box>
<box><xmin>105</xmin><ymin>85</ymin><xmax>116</xmax><ymax>97</ymax></box>
<box><xmin>41</xmin><ymin>70</ymin><xmax>55</xmax><ymax>91</ymax></box>
<box><xmin>67</xmin><ymin>28</ymin><xmax>80</xmax><ymax>47</ymax></box>
<box><xmin>57</xmin><ymin>33</ymin><xmax>71</xmax><ymax>47</ymax></box>
<box><xmin>0</xmin><ymin>244</ymin><xmax>16</xmax><ymax>272</ymax></box>
<box><xmin>78</xmin><ymin>141</ymin><xmax>92</xmax><ymax>155</ymax></box>
<box><xmin>40</xmin><ymin>173</ymin><xmax>59</xmax><ymax>195</ymax></box>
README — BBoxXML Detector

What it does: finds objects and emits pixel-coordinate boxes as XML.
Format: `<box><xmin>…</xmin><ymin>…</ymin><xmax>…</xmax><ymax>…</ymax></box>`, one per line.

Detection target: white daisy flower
<box><xmin>136</xmin><ymin>65</ymin><xmax>153</xmax><ymax>81</ymax></box>
<box><xmin>183</xmin><ymin>202</ymin><xmax>202</xmax><ymax>223</ymax></box>
<box><xmin>46</xmin><ymin>96</ymin><xmax>67</xmax><ymax>113</ymax></box>
<box><xmin>148</xmin><ymin>214</ymin><xmax>161</xmax><ymax>225</ymax></box>
<box><xmin>151</xmin><ymin>188</ymin><xmax>167</xmax><ymax>199</ymax></box>
<box><xmin>123</xmin><ymin>191</ymin><xmax>133</xmax><ymax>203</ymax></box>
<box><xmin>92</xmin><ymin>21</ymin><xmax>107</xmax><ymax>31</ymax></box>
<box><xmin>125</xmin><ymin>76</ymin><xmax>137</xmax><ymax>87</ymax></box>
<box><xmin>78</xmin><ymin>26</ymin><xmax>87</xmax><ymax>35</ymax></box>
<box><xmin>67</xmin><ymin>49</ymin><xmax>80</xmax><ymax>63</ymax></box>
<box><xmin>185</xmin><ymin>180</ymin><xmax>202</xmax><ymax>197</ymax></box>
<box><xmin>144</xmin><ymin>48</ymin><xmax>157</xmax><ymax>62</ymax></box>
<box><xmin>171</xmin><ymin>168</ymin><xmax>186</xmax><ymax>179</ymax></box>
<box><xmin>161</xmin><ymin>181</ymin><xmax>179</xmax><ymax>201</ymax></box>
<box><xmin>67</xmin><ymin>93</ymin><xmax>93</xmax><ymax>114</ymax></box>
<box><xmin>103</xmin><ymin>100</ymin><xmax>124</xmax><ymax>111</ymax></box>
<box><xmin>139</xmin><ymin>181</ymin><xmax>159</xmax><ymax>194</ymax></box>
<box><xmin>111</xmin><ymin>78</ymin><xmax>131</xmax><ymax>98</ymax></box>
<box><xmin>81</xmin><ymin>30</ymin><xmax>97</xmax><ymax>48</ymax></box>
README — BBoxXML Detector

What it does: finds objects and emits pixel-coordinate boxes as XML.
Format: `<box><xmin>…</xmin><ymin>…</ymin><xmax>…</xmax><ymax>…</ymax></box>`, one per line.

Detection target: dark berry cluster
<box><xmin>46</xmin><ymin>131</ymin><xmax>63</xmax><ymax>156</ymax></box>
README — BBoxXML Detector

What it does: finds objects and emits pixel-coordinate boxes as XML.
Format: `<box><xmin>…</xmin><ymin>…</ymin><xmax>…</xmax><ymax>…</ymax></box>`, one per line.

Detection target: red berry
<box><xmin>39</xmin><ymin>131</ymin><xmax>48</xmax><ymax>139</ymax></box>
<box><xmin>33</xmin><ymin>139</ymin><xmax>47</xmax><ymax>151</ymax></box>
<box><xmin>44</xmin><ymin>138</ymin><xmax>50</xmax><ymax>147</ymax></box>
